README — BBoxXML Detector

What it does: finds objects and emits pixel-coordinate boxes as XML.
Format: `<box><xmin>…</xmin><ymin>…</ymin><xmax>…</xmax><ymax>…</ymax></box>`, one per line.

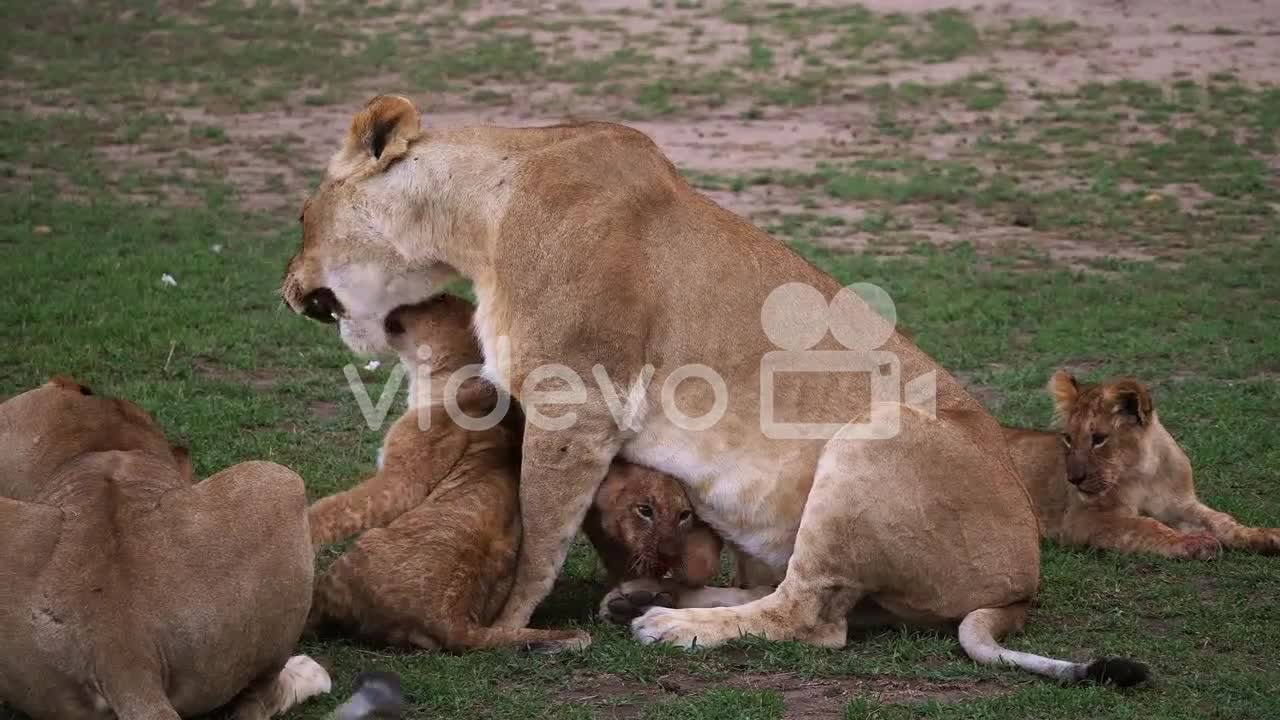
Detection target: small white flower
<box><xmin>210</xmin><ymin>244</ymin><xmax>224</xmax><ymax>253</ymax></box>
<box><xmin>160</xmin><ymin>273</ymin><xmax>178</xmax><ymax>287</ymax></box>
<box><xmin>364</xmin><ymin>360</ymin><xmax>382</xmax><ymax>371</ymax></box>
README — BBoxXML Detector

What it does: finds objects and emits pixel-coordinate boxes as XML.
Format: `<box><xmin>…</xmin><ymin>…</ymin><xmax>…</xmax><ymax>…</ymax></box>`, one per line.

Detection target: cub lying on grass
<box><xmin>1004</xmin><ymin>371</ymin><xmax>1280</xmax><ymax>559</ymax></box>
<box><xmin>307</xmin><ymin>294</ymin><xmax>590</xmax><ymax>652</ymax></box>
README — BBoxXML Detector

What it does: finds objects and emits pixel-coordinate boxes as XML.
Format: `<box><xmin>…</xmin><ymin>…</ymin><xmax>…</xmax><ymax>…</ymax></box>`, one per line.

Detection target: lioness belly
<box><xmin>621</xmin><ymin>416</ymin><xmax>820</xmax><ymax>572</ymax></box>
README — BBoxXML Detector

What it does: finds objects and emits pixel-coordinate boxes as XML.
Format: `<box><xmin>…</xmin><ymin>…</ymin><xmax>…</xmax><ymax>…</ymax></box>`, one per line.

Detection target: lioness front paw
<box><xmin>599</xmin><ymin>579</ymin><xmax>677</xmax><ymax>625</ymax></box>
<box><xmin>631</xmin><ymin>607</ymin><xmax>735</xmax><ymax>650</ymax></box>
<box><xmin>1179</xmin><ymin>532</ymin><xmax>1222</xmax><ymax>560</ymax></box>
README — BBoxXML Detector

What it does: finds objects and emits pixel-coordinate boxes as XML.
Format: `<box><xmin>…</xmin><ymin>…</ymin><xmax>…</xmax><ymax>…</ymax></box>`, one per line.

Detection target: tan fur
<box><xmin>583</xmin><ymin>462</ymin><xmax>724</xmax><ymax>588</ymax></box>
<box><xmin>0</xmin><ymin>379</ymin><xmax>326</xmax><ymax>719</ymax></box>
<box><xmin>307</xmin><ymin>295</ymin><xmax>590</xmax><ymax>653</ymax></box>
<box><xmin>281</xmin><ymin>95</ymin><xmax>1136</xmax><ymax>683</ymax></box>
<box><xmin>1005</xmin><ymin>372</ymin><xmax>1280</xmax><ymax>559</ymax></box>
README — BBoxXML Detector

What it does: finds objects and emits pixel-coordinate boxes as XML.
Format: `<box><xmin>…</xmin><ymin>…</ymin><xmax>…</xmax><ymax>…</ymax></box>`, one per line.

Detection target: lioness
<box><xmin>1004</xmin><ymin>371</ymin><xmax>1280</xmax><ymax>558</ymax></box>
<box><xmin>0</xmin><ymin>378</ymin><xmax>329</xmax><ymax>719</ymax></box>
<box><xmin>308</xmin><ymin>294</ymin><xmax>590</xmax><ymax>652</ymax></box>
<box><xmin>283</xmin><ymin>95</ymin><xmax>1145</xmax><ymax>683</ymax></box>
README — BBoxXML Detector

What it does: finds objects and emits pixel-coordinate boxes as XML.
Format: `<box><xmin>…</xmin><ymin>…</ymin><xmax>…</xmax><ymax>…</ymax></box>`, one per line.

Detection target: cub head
<box><xmin>592</xmin><ymin>463</ymin><xmax>702</xmax><ymax>580</ymax></box>
<box><xmin>1048</xmin><ymin>370</ymin><xmax>1155</xmax><ymax>496</ymax></box>
<box><xmin>0</xmin><ymin>377</ymin><xmax>188</xmax><ymax>494</ymax></box>
<box><xmin>383</xmin><ymin>294</ymin><xmax>481</xmax><ymax>371</ymax></box>
<box><xmin>282</xmin><ymin>94</ymin><xmax>456</xmax><ymax>355</ymax></box>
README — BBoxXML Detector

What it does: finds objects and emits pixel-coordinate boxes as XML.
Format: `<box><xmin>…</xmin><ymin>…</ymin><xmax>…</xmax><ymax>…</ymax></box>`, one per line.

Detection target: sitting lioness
<box><xmin>307</xmin><ymin>295</ymin><xmax>590</xmax><ymax>652</ymax></box>
<box><xmin>583</xmin><ymin>462</ymin><xmax>724</xmax><ymax>619</ymax></box>
<box><xmin>0</xmin><ymin>378</ymin><xmax>329</xmax><ymax>719</ymax></box>
<box><xmin>283</xmin><ymin>95</ymin><xmax>1145</xmax><ymax>683</ymax></box>
<box><xmin>1004</xmin><ymin>371</ymin><xmax>1280</xmax><ymax>559</ymax></box>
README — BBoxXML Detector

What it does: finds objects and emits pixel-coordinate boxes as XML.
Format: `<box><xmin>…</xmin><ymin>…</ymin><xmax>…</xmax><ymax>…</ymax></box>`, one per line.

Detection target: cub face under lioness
<box><xmin>584</xmin><ymin>462</ymin><xmax>723</xmax><ymax>588</ymax></box>
<box><xmin>307</xmin><ymin>294</ymin><xmax>590</xmax><ymax>652</ymax></box>
<box><xmin>583</xmin><ymin>463</ymin><xmax>723</xmax><ymax>619</ymax></box>
<box><xmin>1004</xmin><ymin>371</ymin><xmax>1280</xmax><ymax>559</ymax></box>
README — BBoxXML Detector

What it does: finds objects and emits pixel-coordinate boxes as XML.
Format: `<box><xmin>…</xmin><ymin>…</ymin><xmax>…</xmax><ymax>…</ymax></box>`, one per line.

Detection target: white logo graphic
<box><xmin>760</xmin><ymin>282</ymin><xmax>935</xmax><ymax>440</ymax></box>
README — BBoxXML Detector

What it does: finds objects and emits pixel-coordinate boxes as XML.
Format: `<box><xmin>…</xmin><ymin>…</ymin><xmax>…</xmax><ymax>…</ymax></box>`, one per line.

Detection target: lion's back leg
<box><xmin>631</xmin><ymin>403</ymin><xmax>1039</xmax><ymax>649</ymax></box>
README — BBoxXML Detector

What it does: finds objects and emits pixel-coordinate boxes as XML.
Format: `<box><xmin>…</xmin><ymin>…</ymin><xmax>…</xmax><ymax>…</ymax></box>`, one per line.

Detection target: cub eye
<box><xmin>635</xmin><ymin>504</ymin><xmax>654</xmax><ymax>520</ymax></box>
<box><xmin>1061</xmin><ymin>433</ymin><xmax>1072</xmax><ymax>448</ymax></box>
<box><xmin>678</xmin><ymin>510</ymin><xmax>693</xmax><ymax>523</ymax></box>
<box><xmin>1092</xmin><ymin>433</ymin><xmax>1109</xmax><ymax>448</ymax></box>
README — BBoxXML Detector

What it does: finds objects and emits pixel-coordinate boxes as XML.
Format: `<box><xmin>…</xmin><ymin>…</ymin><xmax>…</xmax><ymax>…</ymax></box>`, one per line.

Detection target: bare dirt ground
<box><xmin>82</xmin><ymin>0</ymin><xmax>1273</xmax><ymax>269</ymax></box>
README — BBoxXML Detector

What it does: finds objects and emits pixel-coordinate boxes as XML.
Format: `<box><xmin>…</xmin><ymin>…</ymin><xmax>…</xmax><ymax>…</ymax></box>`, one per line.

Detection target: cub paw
<box><xmin>1179</xmin><ymin>532</ymin><xmax>1222</xmax><ymax>560</ymax></box>
<box><xmin>599</xmin><ymin>580</ymin><xmax>677</xmax><ymax>625</ymax></box>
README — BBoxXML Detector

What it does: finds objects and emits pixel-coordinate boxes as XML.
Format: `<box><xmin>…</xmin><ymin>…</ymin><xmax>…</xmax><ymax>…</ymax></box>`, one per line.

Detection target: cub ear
<box><xmin>1107</xmin><ymin>379</ymin><xmax>1153</xmax><ymax>426</ymax></box>
<box><xmin>329</xmin><ymin>94</ymin><xmax>422</xmax><ymax>178</ymax></box>
<box><xmin>1047</xmin><ymin>370</ymin><xmax>1079</xmax><ymax>416</ymax></box>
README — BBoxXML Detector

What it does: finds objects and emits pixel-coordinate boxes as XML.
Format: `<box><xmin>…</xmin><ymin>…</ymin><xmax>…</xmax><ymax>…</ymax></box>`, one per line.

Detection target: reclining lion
<box><xmin>0</xmin><ymin>378</ymin><xmax>329</xmax><ymax>719</ymax></box>
<box><xmin>282</xmin><ymin>95</ymin><xmax>1145</xmax><ymax>684</ymax></box>
<box><xmin>1005</xmin><ymin>371</ymin><xmax>1280</xmax><ymax>558</ymax></box>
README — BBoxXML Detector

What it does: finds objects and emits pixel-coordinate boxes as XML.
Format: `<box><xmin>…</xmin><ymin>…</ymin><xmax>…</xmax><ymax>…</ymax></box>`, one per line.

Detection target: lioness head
<box><xmin>592</xmin><ymin>463</ymin><xmax>701</xmax><ymax>580</ymax></box>
<box><xmin>282</xmin><ymin>95</ymin><xmax>457</xmax><ymax>355</ymax></box>
<box><xmin>0</xmin><ymin>376</ymin><xmax>188</xmax><ymax>493</ymax></box>
<box><xmin>1048</xmin><ymin>370</ymin><xmax>1155</xmax><ymax>496</ymax></box>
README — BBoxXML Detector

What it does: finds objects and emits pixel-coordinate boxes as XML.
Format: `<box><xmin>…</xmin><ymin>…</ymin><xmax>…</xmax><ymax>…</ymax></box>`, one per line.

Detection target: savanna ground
<box><xmin>2</xmin><ymin>0</ymin><xmax>1279</xmax><ymax>718</ymax></box>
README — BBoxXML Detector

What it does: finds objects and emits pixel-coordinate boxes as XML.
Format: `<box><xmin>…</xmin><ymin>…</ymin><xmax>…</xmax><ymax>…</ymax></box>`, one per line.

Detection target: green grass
<box><xmin>2</xmin><ymin>2</ymin><xmax>1280</xmax><ymax>719</ymax></box>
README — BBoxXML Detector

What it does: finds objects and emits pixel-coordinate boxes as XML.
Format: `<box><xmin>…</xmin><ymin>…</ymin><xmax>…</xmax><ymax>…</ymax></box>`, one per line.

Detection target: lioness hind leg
<box><xmin>230</xmin><ymin>656</ymin><xmax>332</xmax><ymax>720</ymax></box>
<box><xmin>631</xmin><ymin>418</ymin><xmax>891</xmax><ymax>650</ymax></box>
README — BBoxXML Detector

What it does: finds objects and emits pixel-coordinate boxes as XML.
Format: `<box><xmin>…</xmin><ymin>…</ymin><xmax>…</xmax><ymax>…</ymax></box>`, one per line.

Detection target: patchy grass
<box><xmin>2</xmin><ymin>2</ymin><xmax>1280</xmax><ymax>720</ymax></box>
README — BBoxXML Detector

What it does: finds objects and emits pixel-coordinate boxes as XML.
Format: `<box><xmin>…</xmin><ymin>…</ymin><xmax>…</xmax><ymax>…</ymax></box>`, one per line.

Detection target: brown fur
<box><xmin>307</xmin><ymin>295</ymin><xmax>590</xmax><ymax>653</ymax></box>
<box><xmin>1005</xmin><ymin>371</ymin><xmax>1280</xmax><ymax>559</ymax></box>
<box><xmin>0</xmin><ymin>379</ymin><xmax>326</xmax><ymax>719</ymax></box>
<box><xmin>281</xmin><ymin>96</ymin><xmax>1143</xmax><ymax>684</ymax></box>
<box><xmin>583</xmin><ymin>463</ymin><xmax>723</xmax><ymax>588</ymax></box>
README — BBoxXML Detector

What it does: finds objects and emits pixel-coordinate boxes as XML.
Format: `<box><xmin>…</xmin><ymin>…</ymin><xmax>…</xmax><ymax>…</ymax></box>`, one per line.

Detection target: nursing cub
<box><xmin>307</xmin><ymin>295</ymin><xmax>713</xmax><ymax>651</ymax></box>
<box><xmin>307</xmin><ymin>294</ymin><xmax>589</xmax><ymax>652</ymax></box>
<box><xmin>1005</xmin><ymin>371</ymin><xmax>1280</xmax><ymax>559</ymax></box>
<box><xmin>583</xmin><ymin>462</ymin><xmax>724</xmax><ymax>618</ymax></box>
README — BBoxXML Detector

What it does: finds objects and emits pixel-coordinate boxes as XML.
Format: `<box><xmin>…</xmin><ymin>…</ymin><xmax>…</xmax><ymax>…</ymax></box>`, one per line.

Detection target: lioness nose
<box><xmin>301</xmin><ymin>287</ymin><xmax>342</xmax><ymax>324</ymax></box>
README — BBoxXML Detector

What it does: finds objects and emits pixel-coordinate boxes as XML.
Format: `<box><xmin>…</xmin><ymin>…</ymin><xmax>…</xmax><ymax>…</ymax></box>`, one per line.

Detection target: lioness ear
<box><xmin>330</xmin><ymin>94</ymin><xmax>421</xmax><ymax>178</ymax></box>
<box><xmin>1048</xmin><ymin>370</ymin><xmax>1079</xmax><ymax>416</ymax></box>
<box><xmin>1107</xmin><ymin>379</ymin><xmax>1153</xmax><ymax>426</ymax></box>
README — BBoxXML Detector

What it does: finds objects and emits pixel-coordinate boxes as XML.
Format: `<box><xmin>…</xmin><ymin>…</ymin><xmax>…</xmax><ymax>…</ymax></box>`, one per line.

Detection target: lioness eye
<box><xmin>636</xmin><ymin>504</ymin><xmax>654</xmax><ymax>520</ymax></box>
<box><xmin>1061</xmin><ymin>434</ymin><xmax>1072</xmax><ymax>448</ymax></box>
<box><xmin>678</xmin><ymin>510</ymin><xmax>693</xmax><ymax>523</ymax></box>
<box><xmin>1092</xmin><ymin>433</ymin><xmax>1109</xmax><ymax>447</ymax></box>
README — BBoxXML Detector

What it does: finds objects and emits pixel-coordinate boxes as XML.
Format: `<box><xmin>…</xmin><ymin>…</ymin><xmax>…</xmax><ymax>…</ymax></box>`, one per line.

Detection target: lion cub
<box><xmin>307</xmin><ymin>295</ymin><xmax>588</xmax><ymax>652</ymax></box>
<box><xmin>583</xmin><ymin>463</ymin><xmax>723</xmax><ymax>616</ymax></box>
<box><xmin>1004</xmin><ymin>371</ymin><xmax>1280</xmax><ymax>559</ymax></box>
